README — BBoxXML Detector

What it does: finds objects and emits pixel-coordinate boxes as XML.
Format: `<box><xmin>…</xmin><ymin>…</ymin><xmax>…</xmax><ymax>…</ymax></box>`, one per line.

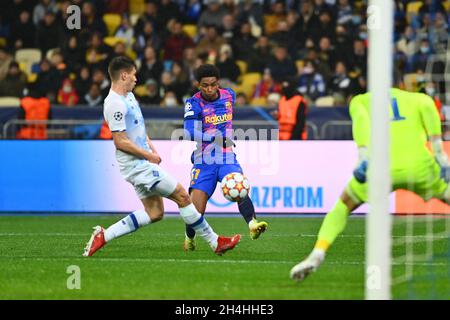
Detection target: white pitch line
<box><xmin>0</xmin><ymin>233</ymin><xmax>448</xmax><ymax>240</ymax></box>
<box><xmin>0</xmin><ymin>256</ymin><xmax>446</xmax><ymax>267</ymax></box>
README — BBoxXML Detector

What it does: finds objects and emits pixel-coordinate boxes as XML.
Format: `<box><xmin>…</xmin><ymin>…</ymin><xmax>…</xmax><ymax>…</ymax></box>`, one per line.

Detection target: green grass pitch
<box><xmin>0</xmin><ymin>216</ymin><xmax>448</xmax><ymax>299</ymax></box>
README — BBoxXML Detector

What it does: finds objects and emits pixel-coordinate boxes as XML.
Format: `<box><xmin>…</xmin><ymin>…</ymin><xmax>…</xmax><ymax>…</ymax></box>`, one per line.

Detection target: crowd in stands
<box><xmin>0</xmin><ymin>0</ymin><xmax>448</xmax><ymax>108</ymax></box>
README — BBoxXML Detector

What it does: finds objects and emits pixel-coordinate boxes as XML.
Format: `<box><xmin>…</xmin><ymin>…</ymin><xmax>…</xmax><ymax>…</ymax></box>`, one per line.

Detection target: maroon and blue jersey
<box><xmin>184</xmin><ymin>88</ymin><xmax>243</xmax><ymax>197</ymax></box>
<box><xmin>184</xmin><ymin>88</ymin><xmax>237</xmax><ymax>165</ymax></box>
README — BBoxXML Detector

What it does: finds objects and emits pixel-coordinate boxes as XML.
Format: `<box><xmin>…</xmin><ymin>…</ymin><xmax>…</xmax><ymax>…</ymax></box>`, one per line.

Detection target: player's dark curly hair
<box><xmin>108</xmin><ymin>56</ymin><xmax>136</xmax><ymax>81</ymax></box>
<box><xmin>195</xmin><ymin>64</ymin><xmax>220</xmax><ymax>82</ymax></box>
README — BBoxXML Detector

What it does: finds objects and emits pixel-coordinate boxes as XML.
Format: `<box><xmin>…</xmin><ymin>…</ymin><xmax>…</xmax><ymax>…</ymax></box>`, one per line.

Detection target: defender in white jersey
<box><xmin>83</xmin><ymin>56</ymin><xmax>241</xmax><ymax>257</ymax></box>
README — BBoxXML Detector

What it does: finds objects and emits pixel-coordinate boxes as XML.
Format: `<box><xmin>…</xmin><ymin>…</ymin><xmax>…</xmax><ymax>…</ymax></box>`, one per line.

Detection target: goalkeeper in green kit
<box><xmin>290</xmin><ymin>88</ymin><xmax>450</xmax><ymax>282</ymax></box>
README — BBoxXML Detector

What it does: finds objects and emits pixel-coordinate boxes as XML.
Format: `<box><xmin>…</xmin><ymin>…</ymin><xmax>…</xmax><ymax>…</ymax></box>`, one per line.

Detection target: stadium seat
<box><xmin>134</xmin><ymin>84</ymin><xmax>148</xmax><ymax>97</ymax></box>
<box><xmin>15</xmin><ymin>49</ymin><xmax>42</xmax><ymax>76</ymax></box>
<box><xmin>27</xmin><ymin>73</ymin><xmax>38</xmax><ymax>83</ymax></box>
<box><xmin>0</xmin><ymin>97</ymin><xmax>21</xmax><ymax>107</ymax></box>
<box><xmin>444</xmin><ymin>0</ymin><xmax>450</xmax><ymax>11</ymax></box>
<box><xmin>236</xmin><ymin>60</ymin><xmax>248</xmax><ymax>76</ymax></box>
<box><xmin>182</xmin><ymin>24</ymin><xmax>197</xmax><ymax>39</ymax></box>
<box><xmin>406</xmin><ymin>1</ymin><xmax>422</xmax><ymax>23</ymax></box>
<box><xmin>129</xmin><ymin>0</ymin><xmax>145</xmax><ymax>15</ymax></box>
<box><xmin>250</xmin><ymin>97</ymin><xmax>267</xmax><ymax>107</ymax></box>
<box><xmin>103</xmin><ymin>14</ymin><xmax>122</xmax><ymax>36</ymax></box>
<box><xmin>130</xmin><ymin>14</ymin><xmax>140</xmax><ymax>27</ymax></box>
<box><xmin>296</xmin><ymin>59</ymin><xmax>304</xmax><ymax>72</ymax></box>
<box><xmin>234</xmin><ymin>72</ymin><xmax>261</xmax><ymax>98</ymax></box>
<box><xmin>103</xmin><ymin>36</ymin><xmax>123</xmax><ymax>47</ymax></box>
<box><xmin>315</xmin><ymin>96</ymin><xmax>335</xmax><ymax>107</ymax></box>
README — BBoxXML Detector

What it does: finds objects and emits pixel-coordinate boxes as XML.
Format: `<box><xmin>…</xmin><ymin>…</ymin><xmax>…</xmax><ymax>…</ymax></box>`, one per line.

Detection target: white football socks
<box><xmin>104</xmin><ymin>210</ymin><xmax>151</xmax><ymax>242</ymax></box>
<box><xmin>179</xmin><ymin>204</ymin><xmax>218</xmax><ymax>250</ymax></box>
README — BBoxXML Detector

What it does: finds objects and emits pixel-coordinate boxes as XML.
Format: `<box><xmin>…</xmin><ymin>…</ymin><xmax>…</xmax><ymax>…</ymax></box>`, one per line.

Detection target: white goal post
<box><xmin>365</xmin><ymin>0</ymin><xmax>393</xmax><ymax>300</ymax></box>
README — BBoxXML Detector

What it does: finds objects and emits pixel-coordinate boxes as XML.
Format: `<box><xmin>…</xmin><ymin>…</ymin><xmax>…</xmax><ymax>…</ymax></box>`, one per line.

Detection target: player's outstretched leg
<box><xmin>169</xmin><ymin>183</ymin><xmax>241</xmax><ymax>255</ymax></box>
<box><xmin>290</xmin><ymin>189</ymin><xmax>359</xmax><ymax>282</ymax></box>
<box><xmin>238</xmin><ymin>196</ymin><xmax>268</xmax><ymax>239</ymax></box>
<box><xmin>83</xmin><ymin>208</ymin><xmax>155</xmax><ymax>257</ymax></box>
<box><xmin>183</xmin><ymin>189</ymin><xmax>209</xmax><ymax>251</ymax></box>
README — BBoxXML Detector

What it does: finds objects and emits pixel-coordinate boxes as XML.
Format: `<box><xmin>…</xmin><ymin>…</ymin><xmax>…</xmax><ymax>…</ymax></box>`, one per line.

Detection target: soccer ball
<box><xmin>221</xmin><ymin>173</ymin><xmax>250</xmax><ymax>202</ymax></box>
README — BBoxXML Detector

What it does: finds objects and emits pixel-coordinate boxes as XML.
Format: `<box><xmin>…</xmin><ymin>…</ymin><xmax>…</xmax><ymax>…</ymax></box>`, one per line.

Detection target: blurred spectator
<box><xmin>312</xmin><ymin>9</ymin><xmax>335</xmax><ymax>45</ymax></box>
<box><xmin>336</xmin><ymin>0</ymin><xmax>353</xmax><ymax>26</ymax></box>
<box><xmin>429</xmin><ymin>12</ymin><xmax>448</xmax><ymax>54</ymax></box>
<box><xmin>297</xmin><ymin>59</ymin><xmax>326</xmax><ymax>104</ymax></box>
<box><xmin>264</xmin><ymin>1</ymin><xmax>287</xmax><ymax>36</ymax></box>
<box><xmin>159</xmin><ymin>70</ymin><xmax>176</xmax><ymax>101</ymax></box>
<box><xmin>92</xmin><ymin>68</ymin><xmax>110</xmax><ymax>99</ymax></box>
<box><xmin>84</xmin><ymin>83</ymin><xmax>103</xmax><ymax>107</ymax></box>
<box><xmin>232</xmin><ymin>21</ymin><xmax>257</xmax><ymax>62</ymax></box>
<box><xmin>114</xmin><ymin>15</ymin><xmax>134</xmax><ymax>48</ymax></box>
<box><xmin>198</xmin><ymin>0</ymin><xmax>227</xmax><ymax>29</ymax></box>
<box><xmin>79</xmin><ymin>1</ymin><xmax>107</xmax><ymax>44</ymax></box>
<box><xmin>328</xmin><ymin>60</ymin><xmax>351</xmax><ymax>103</ymax></box>
<box><xmin>134</xmin><ymin>21</ymin><xmax>162</xmax><ymax>59</ymax></box>
<box><xmin>181</xmin><ymin>47</ymin><xmax>198</xmax><ymax>82</ymax></box>
<box><xmin>216</xmin><ymin>44</ymin><xmax>240</xmax><ymax>85</ymax></box>
<box><xmin>0</xmin><ymin>61</ymin><xmax>27</xmax><ymax>97</ymax></box>
<box><xmin>418</xmin><ymin>0</ymin><xmax>448</xmax><ymax>18</ymax></box>
<box><xmin>235</xmin><ymin>92</ymin><xmax>249</xmax><ymax>107</ymax></box>
<box><xmin>57</xmin><ymin>78</ymin><xmax>79</xmax><ymax>106</ymax></box>
<box><xmin>247</xmin><ymin>35</ymin><xmax>272</xmax><ymax>73</ymax></box>
<box><xmin>410</xmin><ymin>38</ymin><xmax>432</xmax><ymax>73</ymax></box>
<box><xmin>35</xmin><ymin>10</ymin><xmax>64</xmax><ymax>56</ymax></box>
<box><xmin>163</xmin><ymin>20</ymin><xmax>195</xmax><ymax>63</ymax></box>
<box><xmin>137</xmin><ymin>46</ymin><xmax>164</xmax><ymax>85</ymax></box>
<box><xmin>195</xmin><ymin>25</ymin><xmax>226</xmax><ymax>63</ymax></box>
<box><xmin>112</xmin><ymin>42</ymin><xmax>129</xmax><ymax>59</ymax></box>
<box><xmin>184</xmin><ymin>0</ymin><xmax>202</xmax><ymax>24</ymax></box>
<box><xmin>293</xmin><ymin>0</ymin><xmax>319</xmax><ymax>47</ymax></box>
<box><xmin>0</xmin><ymin>47</ymin><xmax>13</xmax><ymax>81</ymax></box>
<box><xmin>33</xmin><ymin>0</ymin><xmax>57</xmax><ymax>26</ymax></box>
<box><xmin>106</xmin><ymin>0</ymin><xmax>129</xmax><ymax>15</ymax></box>
<box><xmin>421</xmin><ymin>81</ymin><xmax>444</xmax><ymax>120</ymax></box>
<box><xmin>350</xmin><ymin>74</ymin><xmax>367</xmax><ymax>96</ymax></box>
<box><xmin>140</xmin><ymin>78</ymin><xmax>161</xmax><ymax>105</ymax></box>
<box><xmin>334</xmin><ymin>24</ymin><xmax>353</xmax><ymax>67</ymax></box>
<box><xmin>317</xmin><ymin>36</ymin><xmax>336</xmax><ymax>78</ymax></box>
<box><xmin>396</xmin><ymin>26</ymin><xmax>419</xmax><ymax>60</ymax></box>
<box><xmin>270</xmin><ymin>20</ymin><xmax>290</xmax><ymax>48</ymax></box>
<box><xmin>62</xmin><ymin>35</ymin><xmax>85</xmax><ymax>73</ymax></box>
<box><xmin>159</xmin><ymin>0</ymin><xmax>181</xmax><ymax>30</ymax></box>
<box><xmin>350</xmin><ymin>39</ymin><xmax>367</xmax><ymax>76</ymax></box>
<box><xmin>161</xmin><ymin>90</ymin><xmax>179</xmax><ymax>107</ymax></box>
<box><xmin>221</xmin><ymin>14</ymin><xmax>238</xmax><ymax>43</ymax></box>
<box><xmin>35</xmin><ymin>58</ymin><xmax>62</xmax><ymax>102</ymax></box>
<box><xmin>134</xmin><ymin>1</ymin><xmax>160</xmax><ymax>35</ymax></box>
<box><xmin>252</xmin><ymin>68</ymin><xmax>282</xmax><ymax>100</ymax></box>
<box><xmin>267</xmin><ymin>45</ymin><xmax>297</xmax><ymax>83</ymax></box>
<box><xmin>170</xmin><ymin>61</ymin><xmax>190</xmax><ymax>102</ymax></box>
<box><xmin>49</xmin><ymin>49</ymin><xmax>68</xmax><ymax>79</ymax></box>
<box><xmin>85</xmin><ymin>32</ymin><xmax>111</xmax><ymax>70</ymax></box>
<box><xmin>9</xmin><ymin>10</ymin><xmax>36</xmax><ymax>50</ymax></box>
<box><xmin>75</xmin><ymin>66</ymin><xmax>92</xmax><ymax>100</ymax></box>
<box><xmin>222</xmin><ymin>0</ymin><xmax>238</xmax><ymax>16</ymax></box>
<box><xmin>237</xmin><ymin>0</ymin><xmax>264</xmax><ymax>30</ymax></box>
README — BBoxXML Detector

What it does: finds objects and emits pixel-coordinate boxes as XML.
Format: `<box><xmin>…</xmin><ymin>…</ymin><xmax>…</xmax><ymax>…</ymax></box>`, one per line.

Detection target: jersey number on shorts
<box><xmin>191</xmin><ymin>168</ymin><xmax>201</xmax><ymax>183</ymax></box>
<box><xmin>391</xmin><ymin>98</ymin><xmax>406</xmax><ymax>121</ymax></box>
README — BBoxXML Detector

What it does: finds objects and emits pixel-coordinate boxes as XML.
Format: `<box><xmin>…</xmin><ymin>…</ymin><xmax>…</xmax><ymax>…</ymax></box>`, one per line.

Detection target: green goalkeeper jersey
<box><xmin>349</xmin><ymin>88</ymin><xmax>441</xmax><ymax>170</ymax></box>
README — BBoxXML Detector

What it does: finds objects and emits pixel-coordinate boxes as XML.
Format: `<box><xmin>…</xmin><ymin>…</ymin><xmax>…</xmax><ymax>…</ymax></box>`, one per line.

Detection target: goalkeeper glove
<box><xmin>353</xmin><ymin>160</ymin><xmax>368</xmax><ymax>183</ymax></box>
<box><xmin>431</xmin><ymin>137</ymin><xmax>450</xmax><ymax>183</ymax></box>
